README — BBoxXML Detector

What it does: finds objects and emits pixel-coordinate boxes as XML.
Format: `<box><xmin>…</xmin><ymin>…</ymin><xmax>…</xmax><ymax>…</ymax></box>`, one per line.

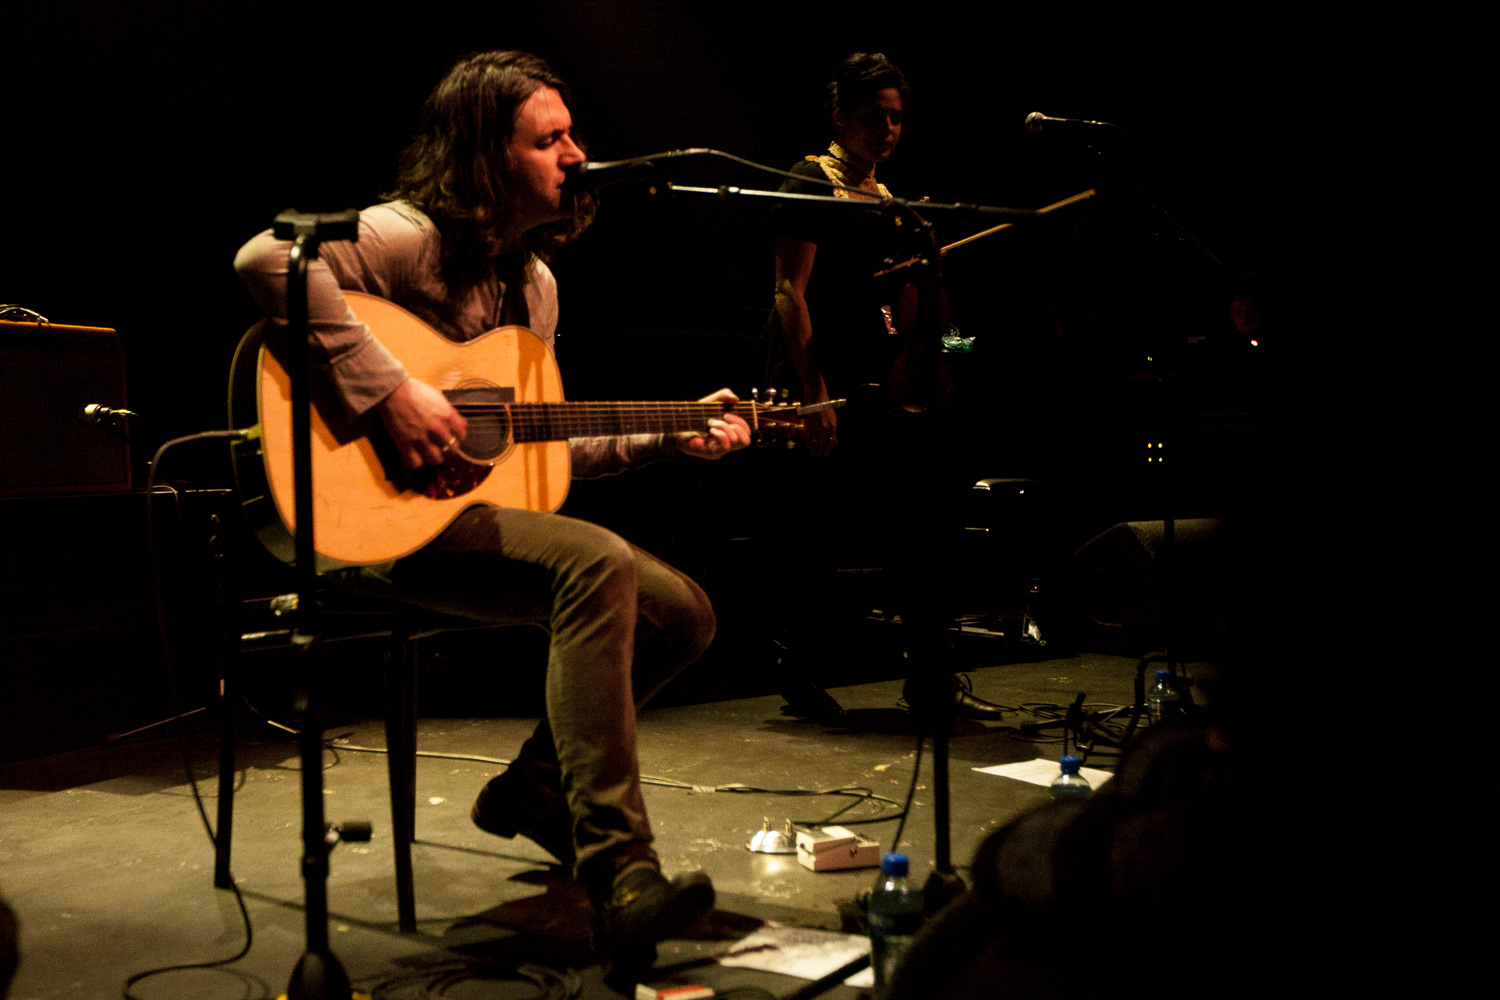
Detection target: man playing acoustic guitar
<box><xmin>234</xmin><ymin>51</ymin><xmax>749</xmax><ymax>966</ymax></box>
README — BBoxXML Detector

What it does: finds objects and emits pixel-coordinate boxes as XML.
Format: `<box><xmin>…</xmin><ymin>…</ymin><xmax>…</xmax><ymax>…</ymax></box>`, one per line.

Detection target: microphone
<box><xmin>562</xmin><ymin>158</ymin><xmax>656</xmax><ymax>192</ymax></box>
<box><xmin>1024</xmin><ymin>111</ymin><xmax>1118</xmax><ymax>135</ymax></box>
<box><xmin>83</xmin><ymin>403</ymin><xmax>137</xmax><ymax>423</ymax></box>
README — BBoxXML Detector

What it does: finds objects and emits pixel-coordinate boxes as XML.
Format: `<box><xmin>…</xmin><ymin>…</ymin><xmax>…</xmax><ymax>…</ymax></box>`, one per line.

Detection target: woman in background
<box><xmin>767</xmin><ymin>53</ymin><xmax>1005</xmax><ymax>721</ymax></box>
<box><xmin>771</xmin><ymin>51</ymin><xmax>910</xmax><ymax>460</ymax></box>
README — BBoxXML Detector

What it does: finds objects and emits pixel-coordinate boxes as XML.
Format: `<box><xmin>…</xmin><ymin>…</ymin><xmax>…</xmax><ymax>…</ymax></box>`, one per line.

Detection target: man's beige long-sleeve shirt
<box><xmin>234</xmin><ymin>201</ymin><xmax>671</xmax><ymax>477</ymax></box>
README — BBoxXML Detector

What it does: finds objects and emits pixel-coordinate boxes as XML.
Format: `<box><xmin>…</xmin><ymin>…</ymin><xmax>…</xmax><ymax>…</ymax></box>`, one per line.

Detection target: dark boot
<box><xmin>471</xmin><ymin>752</ymin><xmax>575</xmax><ymax>868</ymax></box>
<box><xmin>592</xmin><ymin>863</ymin><xmax>715</xmax><ymax>979</ymax></box>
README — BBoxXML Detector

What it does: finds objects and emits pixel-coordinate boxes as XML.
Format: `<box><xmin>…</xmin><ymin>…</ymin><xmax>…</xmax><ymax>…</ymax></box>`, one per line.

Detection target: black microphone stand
<box><xmin>1075</xmin><ymin>127</ymin><xmax>1221</xmax><ymax>716</ymax></box>
<box><xmin>272</xmin><ymin>207</ymin><xmax>362</xmax><ymax>1000</ymax></box>
<box><xmin>878</xmin><ymin>200</ymin><xmax>968</xmax><ymax>908</ymax></box>
<box><xmin>636</xmin><ymin>159</ymin><xmax>1091</xmax><ymax>908</ymax></box>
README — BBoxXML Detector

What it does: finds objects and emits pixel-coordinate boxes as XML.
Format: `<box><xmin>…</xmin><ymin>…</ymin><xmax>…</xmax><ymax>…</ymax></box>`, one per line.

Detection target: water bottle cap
<box><xmin>1154</xmin><ymin>669</ymin><xmax>1172</xmax><ymax>682</ymax></box>
<box><xmin>1059</xmin><ymin>754</ymin><xmax>1082</xmax><ymax>773</ymax></box>
<box><xmin>881</xmin><ymin>852</ymin><xmax>909</xmax><ymax>876</ymax></box>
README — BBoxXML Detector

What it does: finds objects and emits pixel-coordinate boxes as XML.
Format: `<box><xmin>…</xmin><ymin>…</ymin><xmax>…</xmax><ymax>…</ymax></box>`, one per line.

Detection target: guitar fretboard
<box><xmin>452</xmin><ymin>401</ymin><xmax>740</xmax><ymax>442</ymax></box>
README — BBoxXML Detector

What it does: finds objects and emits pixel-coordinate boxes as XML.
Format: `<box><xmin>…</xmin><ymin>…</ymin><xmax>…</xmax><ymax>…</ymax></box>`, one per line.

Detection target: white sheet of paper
<box><xmin>972</xmin><ymin>757</ymin><xmax>1114</xmax><ymax>789</ymax></box>
<box><xmin>718</xmin><ymin>922</ymin><xmax>873</xmax><ymax>986</ymax></box>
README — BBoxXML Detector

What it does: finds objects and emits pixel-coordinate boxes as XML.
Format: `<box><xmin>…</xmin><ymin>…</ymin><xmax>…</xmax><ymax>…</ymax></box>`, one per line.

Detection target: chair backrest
<box><xmin>227</xmin><ymin>323</ymin><xmax>304</xmax><ymax>569</ymax></box>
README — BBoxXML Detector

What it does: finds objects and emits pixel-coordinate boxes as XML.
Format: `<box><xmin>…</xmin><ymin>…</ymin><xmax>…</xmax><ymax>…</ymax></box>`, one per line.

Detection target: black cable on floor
<box><xmin>426</xmin><ymin>962</ymin><xmax>580</xmax><ymax>999</ymax></box>
<box><xmin>1009</xmin><ymin>701</ymin><xmax>1133</xmax><ymax>762</ymax></box>
<box><xmin>792</xmin><ymin>786</ymin><xmax>906</xmax><ymax>828</ymax></box>
<box><xmin>240</xmin><ymin>683</ymin><xmax>1145</xmax><ymax>852</ymax></box>
<box><xmin>257</xmin><ymin>709</ymin><xmax>916</xmax><ymax>827</ymax></box>
<box><xmin>888</xmin><ymin>732</ymin><xmax>925</xmax><ymax>857</ymax></box>
<box><xmin>360</xmin><ymin>957</ymin><xmax>581</xmax><ymax>999</ymax></box>
<box><xmin>124</xmin><ymin>430</ymin><xmax>256</xmax><ymax>1000</ymax></box>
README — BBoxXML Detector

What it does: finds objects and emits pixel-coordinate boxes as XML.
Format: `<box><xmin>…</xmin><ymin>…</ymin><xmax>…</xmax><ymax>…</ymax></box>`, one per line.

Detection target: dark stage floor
<box><xmin>0</xmin><ymin>649</ymin><xmax>1169</xmax><ymax>999</ymax></box>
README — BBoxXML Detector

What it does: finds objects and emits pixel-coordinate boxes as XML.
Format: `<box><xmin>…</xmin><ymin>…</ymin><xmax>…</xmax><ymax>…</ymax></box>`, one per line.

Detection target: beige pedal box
<box><xmin>635</xmin><ymin>986</ymin><xmax>714</xmax><ymax>1000</ymax></box>
<box><xmin>795</xmin><ymin>825</ymin><xmax>882</xmax><ymax>872</ymax></box>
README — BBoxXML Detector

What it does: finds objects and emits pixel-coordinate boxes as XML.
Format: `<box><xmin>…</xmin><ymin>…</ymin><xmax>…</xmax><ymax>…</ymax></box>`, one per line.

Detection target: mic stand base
<box><xmin>922</xmin><ymin>869</ymin><xmax>967</xmax><ymax>916</ymax></box>
<box><xmin>906</xmin><ymin>673</ymin><xmax>968</xmax><ymax>905</ymax></box>
<box><xmin>288</xmin><ymin>948</ymin><xmax>353</xmax><ymax>1000</ymax></box>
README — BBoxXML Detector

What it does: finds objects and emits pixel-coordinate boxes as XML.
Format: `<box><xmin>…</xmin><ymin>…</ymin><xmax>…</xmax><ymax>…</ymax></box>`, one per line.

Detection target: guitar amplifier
<box><xmin>0</xmin><ymin>318</ymin><xmax>132</xmax><ymax>495</ymax></box>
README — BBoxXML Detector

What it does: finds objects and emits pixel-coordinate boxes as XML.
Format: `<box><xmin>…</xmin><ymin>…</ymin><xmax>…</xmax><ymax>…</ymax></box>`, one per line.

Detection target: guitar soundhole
<box><xmin>400</xmin><ymin>383</ymin><xmax>513</xmax><ymax>499</ymax></box>
<box><xmin>446</xmin><ymin>384</ymin><xmax>513</xmax><ymax>461</ymax></box>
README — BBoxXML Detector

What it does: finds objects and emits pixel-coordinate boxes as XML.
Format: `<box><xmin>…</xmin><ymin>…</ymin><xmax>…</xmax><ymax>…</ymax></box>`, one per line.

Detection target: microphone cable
<box><xmin>123</xmin><ymin>428</ymin><xmax>257</xmax><ymax>1000</ymax></box>
<box><xmin>242</xmin><ymin>706</ymin><xmax>918</xmax><ymax>832</ymax></box>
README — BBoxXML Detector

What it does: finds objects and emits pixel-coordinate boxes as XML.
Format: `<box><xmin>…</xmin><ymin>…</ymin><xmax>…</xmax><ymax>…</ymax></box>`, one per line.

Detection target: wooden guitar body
<box><xmin>229</xmin><ymin>291</ymin><xmax>829</xmax><ymax>567</ymax></box>
<box><xmin>231</xmin><ymin>292</ymin><xmax>569</xmax><ymax>567</ymax></box>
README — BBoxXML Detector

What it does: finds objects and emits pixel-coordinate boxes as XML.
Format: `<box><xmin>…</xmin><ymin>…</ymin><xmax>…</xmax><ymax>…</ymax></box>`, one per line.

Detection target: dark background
<box><xmin>2</xmin><ymin>2</ymin><xmax>1341</xmax><ymax>707</ymax></box>
<box><xmin>4</xmin><ymin>0</ymin><xmax>1327</xmax><ymax>424</ymax></box>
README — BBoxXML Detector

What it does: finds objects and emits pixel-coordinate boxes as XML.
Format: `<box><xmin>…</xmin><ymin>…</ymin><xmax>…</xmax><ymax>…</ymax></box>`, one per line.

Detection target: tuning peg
<box><xmin>750</xmin><ymin>387</ymin><xmax>760</xmax><ymax>402</ymax></box>
<box><xmin>766</xmin><ymin>388</ymin><xmax>777</xmax><ymax>403</ymax></box>
<box><xmin>780</xmin><ymin>388</ymin><xmax>791</xmax><ymax>404</ymax></box>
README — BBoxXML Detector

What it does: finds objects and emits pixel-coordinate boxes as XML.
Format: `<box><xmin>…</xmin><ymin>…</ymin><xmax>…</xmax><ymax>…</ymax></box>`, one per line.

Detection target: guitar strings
<box><xmin>447</xmin><ymin>403</ymin><xmax>765</xmax><ymax>412</ymax></box>
<box><xmin>447</xmin><ymin>401</ymin><xmax>793</xmax><ymax>439</ymax></box>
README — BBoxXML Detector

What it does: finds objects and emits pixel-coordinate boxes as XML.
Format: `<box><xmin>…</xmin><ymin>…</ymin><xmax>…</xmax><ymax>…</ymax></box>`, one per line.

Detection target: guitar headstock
<box><xmin>741</xmin><ymin>389</ymin><xmax>847</xmax><ymax>448</ymax></box>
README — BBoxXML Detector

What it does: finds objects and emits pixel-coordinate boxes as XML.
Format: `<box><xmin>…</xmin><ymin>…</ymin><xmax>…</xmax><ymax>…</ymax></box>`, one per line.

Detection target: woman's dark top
<box><xmin>773</xmin><ymin>157</ymin><xmax>913</xmax><ymax>396</ymax></box>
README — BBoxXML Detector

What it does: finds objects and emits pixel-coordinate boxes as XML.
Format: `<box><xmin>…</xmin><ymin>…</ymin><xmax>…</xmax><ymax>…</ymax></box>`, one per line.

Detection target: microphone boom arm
<box><xmin>661</xmin><ymin>183</ymin><xmax>1044</xmax><ymax>221</ymax></box>
<box><xmin>569</xmin><ymin>147</ymin><xmax>1047</xmax><ymax>218</ymax></box>
<box><xmin>872</xmin><ymin>188</ymin><xmax>1097</xmax><ymax>277</ymax></box>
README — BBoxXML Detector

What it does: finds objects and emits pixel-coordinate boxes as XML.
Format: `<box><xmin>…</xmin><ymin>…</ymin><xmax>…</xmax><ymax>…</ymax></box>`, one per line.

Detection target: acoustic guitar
<box><xmin>229</xmin><ymin>291</ymin><xmax>830</xmax><ymax>567</ymax></box>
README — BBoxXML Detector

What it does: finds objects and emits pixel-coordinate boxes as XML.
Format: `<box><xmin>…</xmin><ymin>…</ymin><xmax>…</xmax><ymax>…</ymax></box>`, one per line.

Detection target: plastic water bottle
<box><xmin>1146</xmin><ymin>668</ymin><xmax>1181</xmax><ymax>724</ymax></box>
<box><xmin>868</xmin><ymin>852</ymin><xmax>924</xmax><ymax>991</ymax></box>
<box><xmin>1050</xmin><ymin>754</ymin><xmax>1092</xmax><ymax>800</ymax></box>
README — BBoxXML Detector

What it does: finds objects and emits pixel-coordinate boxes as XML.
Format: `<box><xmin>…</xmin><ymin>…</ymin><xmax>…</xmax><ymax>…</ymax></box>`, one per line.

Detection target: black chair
<box><xmin>215</xmin><ymin>324</ymin><xmax>494</xmax><ymax>934</ymax></box>
<box><xmin>214</xmin><ymin>592</ymin><xmax>492</xmax><ymax>934</ymax></box>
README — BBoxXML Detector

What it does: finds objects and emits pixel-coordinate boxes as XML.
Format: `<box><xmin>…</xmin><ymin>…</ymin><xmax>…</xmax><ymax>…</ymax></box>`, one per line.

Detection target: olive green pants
<box><xmin>347</xmin><ymin>505</ymin><xmax>716</xmax><ymax>883</ymax></box>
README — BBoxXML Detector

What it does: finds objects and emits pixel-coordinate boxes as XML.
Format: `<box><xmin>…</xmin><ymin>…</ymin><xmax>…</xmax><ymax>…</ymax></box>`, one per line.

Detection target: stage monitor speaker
<box><xmin>0</xmin><ymin>318</ymin><xmax>131</xmax><ymax>495</ymax></box>
<box><xmin>1073</xmin><ymin>518</ymin><xmax>1223</xmax><ymax>657</ymax></box>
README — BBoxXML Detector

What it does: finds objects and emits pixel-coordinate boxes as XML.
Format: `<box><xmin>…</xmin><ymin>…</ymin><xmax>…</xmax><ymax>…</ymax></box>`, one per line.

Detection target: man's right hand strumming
<box><xmin>377</xmin><ymin>377</ymin><xmax>467</xmax><ymax>469</ymax></box>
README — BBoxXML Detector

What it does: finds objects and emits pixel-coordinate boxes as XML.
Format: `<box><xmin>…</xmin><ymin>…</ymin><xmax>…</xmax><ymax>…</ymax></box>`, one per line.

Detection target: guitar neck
<box><xmin>474</xmin><ymin>401</ymin><xmax>738</xmax><ymax>442</ymax></box>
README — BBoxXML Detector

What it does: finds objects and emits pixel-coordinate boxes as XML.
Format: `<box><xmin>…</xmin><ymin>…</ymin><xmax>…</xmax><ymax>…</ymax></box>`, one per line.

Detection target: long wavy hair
<box><xmin>385</xmin><ymin>51</ymin><xmax>595</xmax><ymax>294</ymax></box>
